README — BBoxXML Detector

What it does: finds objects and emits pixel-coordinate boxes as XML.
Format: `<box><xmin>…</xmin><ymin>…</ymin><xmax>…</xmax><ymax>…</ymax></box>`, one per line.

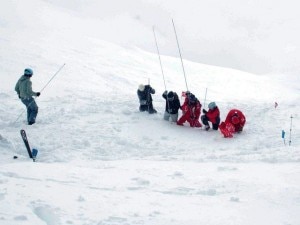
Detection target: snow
<box><xmin>0</xmin><ymin>1</ymin><xmax>300</xmax><ymax>225</ymax></box>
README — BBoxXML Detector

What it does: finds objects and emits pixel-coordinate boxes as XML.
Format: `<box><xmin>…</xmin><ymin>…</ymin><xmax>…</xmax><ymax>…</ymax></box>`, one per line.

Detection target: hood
<box><xmin>19</xmin><ymin>75</ymin><xmax>29</xmax><ymax>81</ymax></box>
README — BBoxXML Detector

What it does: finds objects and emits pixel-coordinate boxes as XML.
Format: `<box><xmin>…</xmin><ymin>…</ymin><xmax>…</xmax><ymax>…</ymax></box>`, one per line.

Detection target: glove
<box><xmin>238</xmin><ymin>126</ymin><xmax>243</xmax><ymax>133</ymax></box>
<box><xmin>202</xmin><ymin>109</ymin><xmax>207</xmax><ymax>114</ymax></box>
<box><xmin>36</xmin><ymin>92</ymin><xmax>41</xmax><ymax>97</ymax></box>
<box><xmin>163</xmin><ymin>90</ymin><xmax>168</xmax><ymax>95</ymax></box>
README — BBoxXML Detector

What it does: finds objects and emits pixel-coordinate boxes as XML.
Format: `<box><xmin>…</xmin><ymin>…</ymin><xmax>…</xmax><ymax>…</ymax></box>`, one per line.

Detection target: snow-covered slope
<box><xmin>0</xmin><ymin>1</ymin><xmax>299</xmax><ymax>225</ymax></box>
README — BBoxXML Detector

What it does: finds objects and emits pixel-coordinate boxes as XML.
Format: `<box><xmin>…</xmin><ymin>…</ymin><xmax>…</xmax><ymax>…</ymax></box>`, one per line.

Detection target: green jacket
<box><xmin>15</xmin><ymin>75</ymin><xmax>38</xmax><ymax>99</ymax></box>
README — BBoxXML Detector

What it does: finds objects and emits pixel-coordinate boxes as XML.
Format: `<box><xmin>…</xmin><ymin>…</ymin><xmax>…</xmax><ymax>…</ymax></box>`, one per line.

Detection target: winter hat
<box><xmin>24</xmin><ymin>68</ymin><xmax>33</xmax><ymax>76</ymax></box>
<box><xmin>208</xmin><ymin>102</ymin><xmax>216</xmax><ymax>110</ymax></box>
<box><xmin>188</xmin><ymin>94</ymin><xmax>197</xmax><ymax>103</ymax></box>
<box><xmin>138</xmin><ymin>84</ymin><xmax>145</xmax><ymax>91</ymax></box>
<box><xmin>231</xmin><ymin>115</ymin><xmax>240</xmax><ymax>125</ymax></box>
<box><xmin>167</xmin><ymin>91</ymin><xmax>174</xmax><ymax>100</ymax></box>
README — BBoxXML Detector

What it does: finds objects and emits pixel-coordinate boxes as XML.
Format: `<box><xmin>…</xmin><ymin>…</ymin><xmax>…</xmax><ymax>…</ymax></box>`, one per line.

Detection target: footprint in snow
<box><xmin>32</xmin><ymin>202</ymin><xmax>61</xmax><ymax>225</ymax></box>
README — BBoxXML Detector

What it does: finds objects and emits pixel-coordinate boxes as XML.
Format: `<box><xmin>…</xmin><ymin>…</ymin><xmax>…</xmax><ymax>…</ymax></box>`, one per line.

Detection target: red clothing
<box><xmin>225</xmin><ymin>109</ymin><xmax>246</xmax><ymax>132</ymax></box>
<box><xmin>219</xmin><ymin>109</ymin><xmax>246</xmax><ymax>138</ymax></box>
<box><xmin>206</xmin><ymin>107</ymin><xmax>220</xmax><ymax>124</ymax></box>
<box><xmin>219</xmin><ymin>122</ymin><xmax>235</xmax><ymax>138</ymax></box>
<box><xmin>177</xmin><ymin>98</ymin><xmax>202</xmax><ymax>127</ymax></box>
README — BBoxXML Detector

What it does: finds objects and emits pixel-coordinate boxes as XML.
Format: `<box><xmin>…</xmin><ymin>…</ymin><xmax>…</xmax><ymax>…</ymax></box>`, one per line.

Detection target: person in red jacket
<box><xmin>177</xmin><ymin>92</ymin><xmax>202</xmax><ymax>127</ymax></box>
<box><xmin>201</xmin><ymin>102</ymin><xmax>220</xmax><ymax>131</ymax></box>
<box><xmin>219</xmin><ymin>109</ymin><xmax>246</xmax><ymax>138</ymax></box>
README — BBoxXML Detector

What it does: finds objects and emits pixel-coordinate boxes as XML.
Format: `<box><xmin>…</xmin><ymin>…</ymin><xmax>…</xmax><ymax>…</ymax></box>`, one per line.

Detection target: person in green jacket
<box><xmin>15</xmin><ymin>68</ymin><xmax>40</xmax><ymax>125</ymax></box>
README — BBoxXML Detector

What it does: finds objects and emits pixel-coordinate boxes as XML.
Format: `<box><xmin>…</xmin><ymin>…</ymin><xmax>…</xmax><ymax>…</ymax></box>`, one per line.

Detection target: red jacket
<box><xmin>225</xmin><ymin>109</ymin><xmax>246</xmax><ymax>132</ymax></box>
<box><xmin>206</xmin><ymin>107</ymin><xmax>220</xmax><ymax>124</ymax></box>
<box><xmin>181</xmin><ymin>98</ymin><xmax>201</xmax><ymax>120</ymax></box>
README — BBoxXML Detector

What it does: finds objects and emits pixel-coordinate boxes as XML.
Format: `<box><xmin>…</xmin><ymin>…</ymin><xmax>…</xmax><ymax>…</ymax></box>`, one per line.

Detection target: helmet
<box><xmin>167</xmin><ymin>91</ymin><xmax>174</xmax><ymax>101</ymax></box>
<box><xmin>231</xmin><ymin>115</ymin><xmax>240</xmax><ymax>125</ymax></box>
<box><xmin>208</xmin><ymin>102</ymin><xmax>216</xmax><ymax>110</ymax></box>
<box><xmin>24</xmin><ymin>68</ymin><xmax>33</xmax><ymax>76</ymax></box>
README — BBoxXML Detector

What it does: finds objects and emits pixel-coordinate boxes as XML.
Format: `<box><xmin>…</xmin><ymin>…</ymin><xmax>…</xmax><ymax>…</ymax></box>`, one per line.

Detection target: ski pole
<box><xmin>172</xmin><ymin>19</ymin><xmax>189</xmax><ymax>91</ymax></box>
<box><xmin>289</xmin><ymin>115</ymin><xmax>293</xmax><ymax>146</ymax></box>
<box><xmin>14</xmin><ymin>63</ymin><xmax>66</xmax><ymax>123</ymax></box>
<box><xmin>39</xmin><ymin>63</ymin><xmax>66</xmax><ymax>92</ymax></box>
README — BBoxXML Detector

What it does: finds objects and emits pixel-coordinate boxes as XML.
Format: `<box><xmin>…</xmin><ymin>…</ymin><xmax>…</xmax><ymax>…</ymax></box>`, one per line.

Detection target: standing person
<box><xmin>177</xmin><ymin>92</ymin><xmax>202</xmax><ymax>127</ymax></box>
<box><xmin>162</xmin><ymin>91</ymin><xmax>181</xmax><ymax>122</ymax></box>
<box><xmin>15</xmin><ymin>68</ymin><xmax>40</xmax><ymax>125</ymax></box>
<box><xmin>201</xmin><ymin>102</ymin><xmax>220</xmax><ymax>131</ymax></box>
<box><xmin>219</xmin><ymin>109</ymin><xmax>246</xmax><ymax>138</ymax></box>
<box><xmin>137</xmin><ymin>84</ymin><xmax>157</xmax><ymax>114</ymax></box>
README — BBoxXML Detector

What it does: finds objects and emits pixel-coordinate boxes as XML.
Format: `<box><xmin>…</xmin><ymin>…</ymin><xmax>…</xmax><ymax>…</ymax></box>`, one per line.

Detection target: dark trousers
<box><xmin>139</xmin><ymin>102</ymin><xmax>157</xmax><ymax>114</ymax></box>
<box><xmin>21</xmin><ymin>97</ymin><xmax>38</xmax><ymax>124</ymax></box>
<box><xmin>201</xmin><ymin>115</ymin><xmax>220</xmax><ymax>130</ymax></box>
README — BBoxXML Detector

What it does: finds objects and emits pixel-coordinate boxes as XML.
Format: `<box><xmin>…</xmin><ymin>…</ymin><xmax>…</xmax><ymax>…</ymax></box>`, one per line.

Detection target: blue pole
<box><xmin>282</xmin><ymin>130</ymin><xmax>285</xmax><ymax>145</ymax></box>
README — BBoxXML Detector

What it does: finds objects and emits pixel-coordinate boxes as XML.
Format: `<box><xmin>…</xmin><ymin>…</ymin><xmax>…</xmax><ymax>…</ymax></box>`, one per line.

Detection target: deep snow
<box><xmin>0</xmin><ymin>1</ymin><xmax>300</xmax><ymax>225</ymax></box>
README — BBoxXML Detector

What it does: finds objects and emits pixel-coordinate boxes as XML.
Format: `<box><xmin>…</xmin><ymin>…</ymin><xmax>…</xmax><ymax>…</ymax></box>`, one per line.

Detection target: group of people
<box><xmin>14</xmin><ymin>68</ymin><xmax>246</xmax><ymax>138</ymax></box>
<box><xmin>137</xmin><ymin>84</ymin><xmax>246</xmax><ymax>138</ymax></box>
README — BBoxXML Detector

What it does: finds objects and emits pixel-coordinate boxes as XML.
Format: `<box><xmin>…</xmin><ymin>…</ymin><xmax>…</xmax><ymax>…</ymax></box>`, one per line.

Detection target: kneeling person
<box><xmin>162</xmin><ymin>91</ymin><xmax>181</xmax><ymax>122</ymax></box>
<box><xmin>177</xmin><ymin>93</ymin><xmax>202</xmax><ymax>127</ymax></box>
<box><xmin>219</xmin><ymin>109</ymin><xmax>246</xmax><ymax>138</ymax></box>
<box><xmin>201</xmin><ymin>102</ymin><xmax>220</xmax><ymax>131</ymax></box>
<box><xmin>137</xmin><ymin>84</ymin><xmax>157</xmax><ymax>114</ymax></box>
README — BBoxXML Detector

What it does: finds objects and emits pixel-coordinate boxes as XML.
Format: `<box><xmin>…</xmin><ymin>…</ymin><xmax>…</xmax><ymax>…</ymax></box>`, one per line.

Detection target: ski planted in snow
<box><xmin>20</xmin><ymin>129</ymin><xmax>38</xmax><ymax>161</ymax></box>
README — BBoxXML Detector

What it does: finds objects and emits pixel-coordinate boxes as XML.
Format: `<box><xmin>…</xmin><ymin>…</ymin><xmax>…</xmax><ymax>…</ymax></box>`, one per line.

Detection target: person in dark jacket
<box><xmin>15</xmin><ymin>68</ymin><xmax>40</xmax><ymax>125</ymax></box>
<box><xmin>137</xmin><ymin>84</ymin><xmax>157</xmax><ymax>114</ymax></box>
<box><xmin>201</xmin><ymin>102</ymin><xmax>220</xmax><ymax>131</ymax></box>
<box><xmin>162</xmin><ymin>91</ymin><xmax>181</xmax><ymax>122</ymax></box>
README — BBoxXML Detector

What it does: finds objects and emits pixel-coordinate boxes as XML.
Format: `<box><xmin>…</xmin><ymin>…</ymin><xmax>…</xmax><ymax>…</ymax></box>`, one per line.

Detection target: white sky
<box><xmin>37</xmin><ymin>0</ymin><xmax>300</xmax><ymax>75</ymax></box>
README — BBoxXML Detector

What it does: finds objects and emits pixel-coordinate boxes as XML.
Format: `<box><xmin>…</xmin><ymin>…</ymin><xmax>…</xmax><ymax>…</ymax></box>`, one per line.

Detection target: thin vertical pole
<box><xmin>289</xmin><ymin>115</ymin><xmax>293</xmax><ymax>146</ymax></box>
<box><xmin>153</xmin><ymin>26</ymin><xmax>171</xmax><ymax>114</ymax></box>
<box><xmin>153</xmin><ymin>26</ymin><xmax>167</xmax><ymax>90</ymax></box>
<box><xmin>172</xmin><ymin>19</ymin><xmax>189</xmax><ymax>91</ymax></box>
<box><xmin>203</xmin><ymin>88</ymin><xmax>208</xmax><ymax>108</ymax></box>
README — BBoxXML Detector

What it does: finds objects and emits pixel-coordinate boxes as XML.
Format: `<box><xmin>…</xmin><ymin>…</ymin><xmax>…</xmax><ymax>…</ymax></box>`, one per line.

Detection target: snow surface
<box><xmin>0</xmin><ymin>1</ymin><xmax>300</xmax><ymax>225</ymax></box>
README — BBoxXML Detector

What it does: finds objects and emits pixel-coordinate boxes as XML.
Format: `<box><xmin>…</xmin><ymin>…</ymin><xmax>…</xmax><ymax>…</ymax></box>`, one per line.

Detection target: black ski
<box><xmin>20</xmin><ymin>129</ymin><xmax>33</xmax><ymax>158</ymax></box>
<box><xmin>20</xmin><ymin>129</ymin><xmax>39</xmax><ymax>162</ymax></box>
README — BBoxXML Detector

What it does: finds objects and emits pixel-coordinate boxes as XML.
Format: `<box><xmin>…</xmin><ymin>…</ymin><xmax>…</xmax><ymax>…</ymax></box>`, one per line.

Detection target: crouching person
<box><xmin>162</xmin><ymin>91</ymin><xmax>181</xmax><ymax>122</ymax></box>
<box><xmin>201</xmin><ymin>102</ymin><xmax>220</xmax><ymax>131</ymax></box>
<box><xmin>219</xmin><ymin>109</ymin><xmax>246</xmax><ymax>138</ymax></box>
<box><xmin>137</xmin><ymin>84</ymin><xmax>157</xmax><ymax>114</ymax></box>
<box><xmin>177</xmin><ymin>93</ymin><xmax>202</xmax><ymax>127</ymax></box>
